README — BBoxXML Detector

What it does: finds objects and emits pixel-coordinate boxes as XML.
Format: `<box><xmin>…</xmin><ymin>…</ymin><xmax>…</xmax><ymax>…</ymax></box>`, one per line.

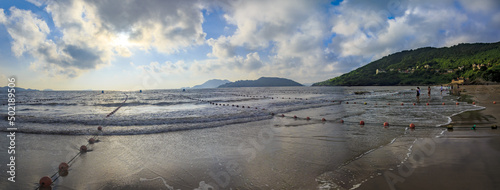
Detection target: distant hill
<box><xmin>0</xmin><ymin>86</ymin><xmax>39</xmax><ymax>92</ymax></box>
<box><xmin>191</xmin><ymin>79</ymin><xmax>231</xmax><ymax>89</ymax></box>
<box><xmin>313</xmin><ymin>41</ymin><xmax>500</xmax><ymax>86</ymax></box>
<box><xmin>218</xmin><ymin>77</ymin><xmax>303</xmax><ymax>88</ymax></box>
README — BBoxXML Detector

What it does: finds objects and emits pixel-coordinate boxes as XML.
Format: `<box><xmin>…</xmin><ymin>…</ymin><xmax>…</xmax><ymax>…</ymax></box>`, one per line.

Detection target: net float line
<box><xmin>106</xmin><ymin>93</ymin><xmax>128</xmax><ymax>117</ymax></box>
<box><xmin>36</xmin><ymin>93</ymin><xmax>128</xmax><ymax>189</ymax></box>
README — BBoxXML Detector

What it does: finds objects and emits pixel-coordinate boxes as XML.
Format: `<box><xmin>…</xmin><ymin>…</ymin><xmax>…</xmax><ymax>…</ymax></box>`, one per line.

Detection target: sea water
<box><xmin>0</xmin><ymin>86</ymin><xmax>481</xmax><ymax>135</ymax></box>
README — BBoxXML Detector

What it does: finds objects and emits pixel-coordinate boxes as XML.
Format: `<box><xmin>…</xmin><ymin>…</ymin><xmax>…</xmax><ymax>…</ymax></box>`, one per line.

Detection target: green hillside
<box><xmin>313</xmin><ymin>42</ymin><xmax>500</xmax><ymax>86</ymax></box>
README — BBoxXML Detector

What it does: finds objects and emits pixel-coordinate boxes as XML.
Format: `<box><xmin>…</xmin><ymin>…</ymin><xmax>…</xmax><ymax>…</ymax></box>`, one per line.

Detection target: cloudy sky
<box><xmin>1</xmin><ymin>0</ymin><xmax>499</xmax><ymax>90</ymax></box>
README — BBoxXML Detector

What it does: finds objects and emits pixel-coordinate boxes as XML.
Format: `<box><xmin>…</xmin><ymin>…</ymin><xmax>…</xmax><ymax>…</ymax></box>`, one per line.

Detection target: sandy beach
<box><xmin>0</xmin><ymin>85</ymin><xmax>497</xmax><ymax>190</ymax></box>
<box><xmin>358</xmin><ymin>84</ymin><xmax>500</xmax><ymax>190</ymax></box>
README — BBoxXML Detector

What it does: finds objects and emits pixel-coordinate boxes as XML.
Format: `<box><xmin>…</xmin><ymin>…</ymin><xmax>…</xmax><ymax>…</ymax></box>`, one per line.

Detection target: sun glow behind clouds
<box><xmin>111</xmin><ymin>32</ymin><xmax>133</xmax><ymax>57</ymax></box>
<box><xmin>112</xmin><ymin>33</ymin><xmax>131</xmax><ymax>47</ymax></box>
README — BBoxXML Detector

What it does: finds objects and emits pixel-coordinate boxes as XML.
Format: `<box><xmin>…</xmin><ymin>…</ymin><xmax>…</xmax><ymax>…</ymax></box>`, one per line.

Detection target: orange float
<box><xmin>360</xmin><ymin>121</ymin><xmax>365</xmax><ymax>125</ymax></box>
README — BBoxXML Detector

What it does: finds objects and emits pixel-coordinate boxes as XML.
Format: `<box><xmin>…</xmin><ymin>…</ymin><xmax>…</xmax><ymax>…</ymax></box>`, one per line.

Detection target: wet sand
<box><xmin>0</xmin><ymin>114</ymin><xmax>404</xmax><ymax>189</ymax></box>
<box><xmin>358</xmin><ymin>85</ymin><xmax>500</xmax><ymax>190</ymax></box>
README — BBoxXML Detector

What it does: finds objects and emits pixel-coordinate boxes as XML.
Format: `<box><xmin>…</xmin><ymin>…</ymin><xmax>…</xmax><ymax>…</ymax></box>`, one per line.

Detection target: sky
<box><xmin>0</xmin><ymin>0</ymin><xmax>499</xmax><ymax>90</ymax></box>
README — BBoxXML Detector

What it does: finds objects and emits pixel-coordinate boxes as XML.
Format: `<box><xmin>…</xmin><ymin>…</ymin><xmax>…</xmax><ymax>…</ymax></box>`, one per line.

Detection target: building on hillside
<box><xmin>376</xmin><ymin>69</ymin><xmax>386</xmax><ymax>74</ymax></box>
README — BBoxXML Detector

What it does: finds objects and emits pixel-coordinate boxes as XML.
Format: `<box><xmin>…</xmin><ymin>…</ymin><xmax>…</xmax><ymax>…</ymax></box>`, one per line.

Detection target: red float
<box><xmin>39</xmin><ymin>176</ymin><xmax>52</xmax><ymax>187</ymax></box>
<box><xmin>409</xmin><ymin>123</ymin><xmax>416</xmax><ymax>129</ymax></box>
<box><xmin>360</xmin><ymin>121</ymin><xmax>365</xmax><ymax>125</ymax></box>
<box><xmin>59</xmin><ymin>162</ymin><xmax>69</xmax><ymax>171</ymax></box>
<box><xmin>80</xmin><ymin>145</ymin><xmax>88</xmax><ymax>153</ymax></box>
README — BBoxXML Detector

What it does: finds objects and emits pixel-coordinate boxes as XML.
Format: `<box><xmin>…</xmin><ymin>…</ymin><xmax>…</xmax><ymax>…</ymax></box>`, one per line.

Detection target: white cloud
<box><xmin>0</xmin><ymin>9</ymin><xmax>6</xmax><ymax>23</ymax></box>
<box><xmin>26</xmin><ymin>0</ymin><xmax>47</xmax><ymax>7</ymax></box>
<box><xmin>1</xmin><ymin>6</ymin><xmax>112</xmax><ymax>78</ymax></box>
<box><xmin>207</xmin><ymin>36</ymin><xmax>235</xmax><ymax>58</ymax></box>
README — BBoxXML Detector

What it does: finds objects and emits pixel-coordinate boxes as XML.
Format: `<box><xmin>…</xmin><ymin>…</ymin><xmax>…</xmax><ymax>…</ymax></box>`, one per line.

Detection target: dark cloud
<box><xmin>62</xmin><ymin>45</ymin><xmax>101</xmax><ymax>69</ymax></box>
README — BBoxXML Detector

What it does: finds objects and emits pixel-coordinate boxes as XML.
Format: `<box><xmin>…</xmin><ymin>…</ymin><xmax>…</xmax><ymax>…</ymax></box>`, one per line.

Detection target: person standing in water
<box><xmin>428</xmin><ymin>86</ymin><xmax>431</xmax><ymax>98</ymax></box>
<box><xmin>440</xmin><ymin>85</ymin><xmax>443</xmax><ymax>95</ymax></box>
<box><xmin>416</xmin><ymin>87</ymin><xmax>421</xmax><ymax>102</ymax></box>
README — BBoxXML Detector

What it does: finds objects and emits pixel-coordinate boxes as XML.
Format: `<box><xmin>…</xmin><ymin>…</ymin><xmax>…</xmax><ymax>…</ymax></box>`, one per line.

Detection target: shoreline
<box><xmin>357</xmin><ymin>84</ymin><xmax>500</xmax><ymax>190</ymax></box>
